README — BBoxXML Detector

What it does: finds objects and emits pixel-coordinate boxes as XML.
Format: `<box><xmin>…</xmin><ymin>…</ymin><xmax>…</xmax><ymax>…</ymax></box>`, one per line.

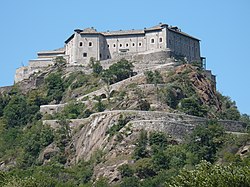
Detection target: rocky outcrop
<box><xmin>51</xmin><ymin>110</ymin><xmax>248</xmax><ymax>166</ymax></box>
<box><xmin>38</xmin><ymin>143</ymin><xmax>60</xmax><ymax>164</ymax></box>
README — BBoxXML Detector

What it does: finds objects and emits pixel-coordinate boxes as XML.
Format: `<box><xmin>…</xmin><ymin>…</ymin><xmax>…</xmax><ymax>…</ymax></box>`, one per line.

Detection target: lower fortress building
<box><xmin>15</xmin><ymin>23</ymin><xmax>205</xmax><ymax>83</ymax></box>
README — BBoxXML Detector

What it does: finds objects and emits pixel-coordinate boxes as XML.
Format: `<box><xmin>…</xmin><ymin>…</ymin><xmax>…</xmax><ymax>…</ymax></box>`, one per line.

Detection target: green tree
<box><xmin>118</xmin><ymin>164</ymin><xmax>134</xmax><ymax>178</ymax></box>
<box><xmin>187</xmin><ymin>121</ymin><xmax>225</xmax><ymax>164</ymax></box>
<box><xmin>45</xmin><ymin>72</ymin><xmax>65</xmax><ymax>103</ymax></box>
<box><xmin>90</xmin><ymin>58</ymin><xmax>103</xmax><ymax>75</ymax></box>
<box><xmin>144</xmin><ymin>70</ymin><xmax>163</xmax><ymax>85</ymax></box>
<box><xmin>101</xmin><ymin>59</ymin><xmax>134</xmax><ymax>84</ymax></box>
<box><xmin>166</xmin><ymin>160</ymin><xmax>250</xmax><ymax>187</ymax></box>
<box><xmin>178</xmin><ymin>97</ymin><xmax>207</xmax><ymax>117</ymax></box>
<box><xmin>3</xmin><ymin>94</ymin><xmax>28</xmax><ymax>128</ymax></box>
<box><xmin>133</xmin><ymin>130</ymin><xmax>149</xmax><ymax>160</ymax></box>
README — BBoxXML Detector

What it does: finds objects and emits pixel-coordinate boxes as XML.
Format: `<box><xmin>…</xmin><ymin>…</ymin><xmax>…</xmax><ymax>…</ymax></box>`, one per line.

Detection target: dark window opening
<box><xmin>107</xmin><ymin>44</ymin><xmax>110</xmax><ymax>48</ymax></box>
<box><xmin>107</xmin><ymin>55</ymin><xmax>110</xmax><ymax>59</ymax></box>
<box><xmin>100</xmin><ymin>53</ymin><xmax>102</xmax><ymax>58</ymax></box>
<box><xmin>120</xmin><ymin>44</ymin><xmax>122</xmax><ymax>47</ymax></box>
<box><xmin>139</xmin><ymin>42</ymin><xmax>142</xmax><ymax>46</ymax></box>
<box><xmin>79</xmin><ymin>42</ymin><xmax>83</xmax><ymax>47</ymax></box>
<box><xmin>151</xmin><ymin>38</ymin><xmax>155</xmax><ymax>43</ymax></box>
<box><xmin>89</xmin><ymin>42</ymin><xmax>92</xmax><ymax>47</ymax></box>
<box><xmin>113</xmin><ymin>44</ymin><xmax>116</xmax><ymax>47</ymax></box>
<box><xmin>132</xmin><ymin>43</ymin><xmax>135</xmax><ymax>46</ymax></box>
<box><xmin>159</xmin><ymin>37</ymin><xmax>163</xmax><ymax>42</ymax></box>
<box><xmin>126</xmin><ymin>43</ymin><xmax>129</xmax><ymax>47</ymax></box>
<box><xmin>83</xmin><ymin>53</ymin><xmax>87</xmax><ymax>57</ymax></box>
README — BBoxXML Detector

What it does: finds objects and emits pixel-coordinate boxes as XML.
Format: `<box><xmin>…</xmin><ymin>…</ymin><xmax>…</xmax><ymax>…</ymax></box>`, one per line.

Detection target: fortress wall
<box><xmin>0</xmin><ymin>86</ymin><xmax>13</xmax><ymax>94</ymax></box>
<box><xmin>100</xmin><ymin>49</ymin><xmax>172</xmax><ymax>71</ymax></box>
<box><xmin>167</xmin><ymin>29</ymin><xmax>200</xmax><ymax>62</ymax></box>
<box><xmin>43</xmin><ymin>110</ymin><xmax>248</xmax><ymax>141</ymax></box>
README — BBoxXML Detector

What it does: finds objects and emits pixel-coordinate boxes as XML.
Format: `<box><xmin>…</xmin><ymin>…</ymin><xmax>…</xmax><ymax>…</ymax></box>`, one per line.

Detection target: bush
<box><xmin>101</xmin><ymin>59</ymin><xmax>134</xmax><ymax>84</ymax></box>
<box><xmin>45</xmin><ymin>72</ymin><xmax>65</xmax><ymax>103</ymax></box>
<box><xmin>166</xmin><ymin>160</ymin><xmax>250</xmax><ymax>187</ymax></box>
<box><xmin>118</xmin><ymin>164</ymin><xmax>134</xmax><ymax>178</ymax></box>
<box><xmin>3</xmin><ymin>94</ymin><xmax>28</xmax><ymax>128</ymax></box>
<box><xmin>144</xmin><ymin>70</ymin><xmax>163</xmax><ymax>85</ymax></box>
<box><xmin>178</xmin><ymin>97</ymin><xmax>207</xmax><ymax>117</ymax></box>
<box><xmin>106</xmin><ymin>115</ymin><xmax>129</xmax><ymax>137</ymax></box>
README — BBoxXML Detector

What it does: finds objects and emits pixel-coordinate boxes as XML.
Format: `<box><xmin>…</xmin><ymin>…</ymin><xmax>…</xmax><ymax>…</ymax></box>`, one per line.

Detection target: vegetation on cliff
<box><xmin>0</xmin><ymin>57</ymin><xmax>249</xmax><ymax>186</ymax></box>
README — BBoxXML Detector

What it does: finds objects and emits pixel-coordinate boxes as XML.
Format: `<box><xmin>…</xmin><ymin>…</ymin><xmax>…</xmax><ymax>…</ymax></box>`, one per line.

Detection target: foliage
<box><xmin>186</xmin><ymin>120</ymin><xmax>225</xmax><ymax>164</ymax></box>
<box><xmin>216</xmin><ymin>93</ymin><xmax>241</xmax><ymax>120</ymax></box>
<box><xmin>106</xmin><ymin>115</ymin><xmax>129</xmax><ymax>137</ymax></box>
<box><xmin>90</xmin><ymin>58</ymin><xmax>103</xmax><ymax>75</ymax></box>
<box><xmin>101</xmin><ymin>59</ymin><xmax>134</xmax><ymax>84</ymax></box>
<box><xmin>120</xmin><ymin>176</ymin><xmax>140</xmax><ymax>187</ymax></box>
<box><xmin>166</xmin><ymin>160</ymin><xmax>250</xmax><ymax>187</ymax></box>
<box><xmin>159</xmin><ymin>84</ymin><xmax>184</xmax><ymax>109</ymax></box>
<box><xmin>0</xmin><ymin>94</ymin><xmax>9</xmax><ymax>117</ymax></box>
<box><xmin>149</xmin><ymin>131</ymin><xmax>168</xmax><ymax>148</ymax></box>
<box><xmin>54</xmin><ymin>56</ymin><xmax>67</xmax><ymax>67</ymax></box>
<box><xmin>144</xmin><ymin>70</ymin><xmax>163</xmax><ymax>85</ymax></box>
<box><xmin>3</xmin><ymin>94</ymin><xmax>30</xmax><ymax>128</ymax></box>
<box><xmin>55</xmin><ymin>101</ymin><xmax>86</xmax><ymax>119</ymax></box>
<box><xmin>133</xmin><ymin>130</ymin><xmax>149</xmax><ymax>160</ymax></box>
<box><xmin>134</xmin><ymin>158</ymin><xmax>156</xmax><ymax>178</ymax></box>
<box><xmin>94</xmin><ymin>96</ymin><xmax>106</xmax><ymax>112</ymax></box>
<box><xmin>138</xmin><ymin>99</ymin><xmax>150</xmax><ymax>111</ymax></box>
<box><xmin>118</xmin><ymin>164</ymin><xmax>134</xmax><ymax>178</ymax></box>
<box><xmin>45</xmin><ymin>72</ymin><xmax>65</xmax><ymax>103</ymax></box>
<box><xmin>178</xmin><ymin>97</ymin><xmax>208</xmax><ymax>117</ymax></box>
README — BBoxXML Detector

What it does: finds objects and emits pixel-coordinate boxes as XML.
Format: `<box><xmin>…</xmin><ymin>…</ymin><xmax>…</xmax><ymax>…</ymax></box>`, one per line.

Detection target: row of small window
<box><xmin>108</xmin><ymin>38</ymin><xmax>163</xmax><ymax>48</ymax></box>
<box><xmin>108</xmin><ymin>42</ymin><xmax>141</xmax><ymax>48</ymax></box>
<box><xmin>79</xmin><ymin>38</ymin><xmax>163</xmax><ymax>48</ymax></box>
<box><xmin>79</xmin><ymin>42</ymin><xmax>92</xmax><ymax>47</ymax></box>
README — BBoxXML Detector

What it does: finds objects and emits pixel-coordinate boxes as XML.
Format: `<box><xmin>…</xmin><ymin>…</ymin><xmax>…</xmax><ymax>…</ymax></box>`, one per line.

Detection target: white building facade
<box><xmin>65</xmin><ymin>23</ymin><xmax>201</xmax><ymax>64</ymax></box>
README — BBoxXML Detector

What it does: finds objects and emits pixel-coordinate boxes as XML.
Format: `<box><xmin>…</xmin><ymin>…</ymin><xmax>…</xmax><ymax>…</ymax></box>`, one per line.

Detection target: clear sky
<box><xmin>0</xmin><ymin>0</ymin><xmax>249</xmax><ymax>114</ymax></box>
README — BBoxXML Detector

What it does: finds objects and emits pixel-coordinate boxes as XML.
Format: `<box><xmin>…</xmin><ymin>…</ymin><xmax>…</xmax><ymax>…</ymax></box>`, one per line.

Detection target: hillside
<box><xmin>0</xmin><ymin>57</ymin><xmax>249</xmax><ymax>186</ymax></box>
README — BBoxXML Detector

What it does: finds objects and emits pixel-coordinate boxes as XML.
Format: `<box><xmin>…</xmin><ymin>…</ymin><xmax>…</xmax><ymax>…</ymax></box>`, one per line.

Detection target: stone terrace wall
<box><xmin>0</xmin><ymin>86</ymin><xmax>13</xmax><ymax>94</ymax></box>
<box><xmin>100</xmin><ymin>49</ymin><xmax>172</xmax><ymax>73</ymax></box>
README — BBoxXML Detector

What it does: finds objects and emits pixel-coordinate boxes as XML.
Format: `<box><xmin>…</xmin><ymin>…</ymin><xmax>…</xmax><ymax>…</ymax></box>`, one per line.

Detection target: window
<box><xmin>83</xmin><ymin>53</ymin><xmax>87</xmax><ymax>57</ymax></box>
<box><xmin>79</xmin><ymin>42</ymin><xmax>83</xmax><ymax>47</ymax></box>
<box><xmin>89</xmin><ymin>42</ymin><xmax>92</xmax><ymax>47</ymax></box>
<box><xmin>126</xmin><ymin>43</ymin><xmax>129</xmax><ymax>47</ymax></box>
<box><xmin>107</xmin><ymin>55</ymin><xmax>110</xmax><ymax>59</ymax></box>
<box><xmin>159</xmin><ymin>37</ymin><xmax>163</xmax><ymax>43</ymax></box>
<box><xmin>100</xmin><ymin>53</ymin><xmax>102</xmax><ymax>58</ymax></box>
<box><xmin>138</xmin><ymin>42</ymin><xmax>142</xmax><ymax>47</ymax></box>
<box><xmin>132</xmin><ymin>43</ymin><xmax>135</xmax><ymax>47</ymax></box>
<box><xmin>120</xmin><ymin>44</ymin><xmax>122</xmax><ymax>47</ymax></box>
<box><xmin>107</xmin><ymin>44</ymin><xmax>110</xmax><ymax>48</ymax></box>
<box><xmin>113</xmin><ymin>44</ymin><xmax>116</xmax><ymax>47</ymax></box>
<box><xmin>151</xmin><ymin>38</ymin><xmax>155</xmax><ymax>43</ymax></box>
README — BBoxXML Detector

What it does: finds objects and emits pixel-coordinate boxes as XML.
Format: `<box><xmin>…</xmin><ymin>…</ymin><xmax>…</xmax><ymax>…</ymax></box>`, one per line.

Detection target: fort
<box><xmin>15</xmin><ymin>23</ymin><xmax>204</xmax><ymax>83</ymax></box>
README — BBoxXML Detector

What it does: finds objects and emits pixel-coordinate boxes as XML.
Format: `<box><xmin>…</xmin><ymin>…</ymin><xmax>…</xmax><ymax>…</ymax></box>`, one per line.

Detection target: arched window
<box><xmin>159</xmin><ymin>37</ymin><xmax>163</xmax><ymax>43</ymax></box>
<box><xmin>89</xmin><ymin>42</ymin><xmax>92</xmax><ymax>47</ymax></box>
<box><xmin>151</xmin><ymin>38</ymin><xmax>155</xmax><ymax>44</ymax></box>
<box><xmin>79</xmin><ymin>42</ymin><xmax>83</xmax><ymax>47</ymax></box>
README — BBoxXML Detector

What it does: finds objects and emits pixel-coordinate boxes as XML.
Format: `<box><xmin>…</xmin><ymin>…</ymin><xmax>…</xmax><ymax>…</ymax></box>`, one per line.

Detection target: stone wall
<box><xmin>0</xmin><ymin>86</ymin><xmax>13</xmax><ymax>94</ymax></box>
<box><xmin>43</xmin><ymin>110</ymin><xmax>248</xmax><ymax>163</ymax></box>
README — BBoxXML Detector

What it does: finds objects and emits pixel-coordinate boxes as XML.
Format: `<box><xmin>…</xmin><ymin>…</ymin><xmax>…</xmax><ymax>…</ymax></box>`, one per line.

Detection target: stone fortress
<box><xmin>15</xmin><ymin>23</ymin><xmax>204</xmax><ymax>83</ymax></box>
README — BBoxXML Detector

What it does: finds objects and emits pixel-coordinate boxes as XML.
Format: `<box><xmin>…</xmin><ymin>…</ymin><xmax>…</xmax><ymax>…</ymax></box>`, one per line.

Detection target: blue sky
<box><xmin>0</xmin><ymin>0</ymin><xmax>249</xmax><ymax>114</ymax></box>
